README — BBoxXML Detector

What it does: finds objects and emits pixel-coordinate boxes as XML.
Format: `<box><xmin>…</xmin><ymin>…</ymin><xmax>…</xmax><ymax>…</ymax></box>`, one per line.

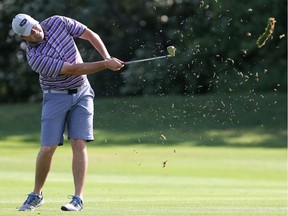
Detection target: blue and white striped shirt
<box><xmin>26</xmin><ymin>15</ymin><xmax>87</xmax><ymax>90</ymax></box>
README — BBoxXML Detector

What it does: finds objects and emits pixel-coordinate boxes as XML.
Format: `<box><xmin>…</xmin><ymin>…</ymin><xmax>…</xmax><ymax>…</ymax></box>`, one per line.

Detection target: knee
<box><xmin>71</xmin><ymin>139</ymin><xmax>87</xmax><ymax>152</ymax></box>
<box><xmin>39</xmin><ymin>146</ymin><xmax>57</xmax><ymax>156</ymax></box>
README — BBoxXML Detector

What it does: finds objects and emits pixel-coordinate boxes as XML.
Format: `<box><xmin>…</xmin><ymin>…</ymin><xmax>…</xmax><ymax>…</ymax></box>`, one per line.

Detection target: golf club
<box><xmin>125</xmin><ymin>46</ymin><xmax>176</xmax><ymax>65</ymax></box>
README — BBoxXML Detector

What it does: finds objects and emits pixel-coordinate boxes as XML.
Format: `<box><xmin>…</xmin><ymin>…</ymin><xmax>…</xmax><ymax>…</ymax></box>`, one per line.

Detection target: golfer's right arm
<box><xmin>60</xmin><ymin>58</ymin><xmax>124</xmax><ymax>76</ymax></box>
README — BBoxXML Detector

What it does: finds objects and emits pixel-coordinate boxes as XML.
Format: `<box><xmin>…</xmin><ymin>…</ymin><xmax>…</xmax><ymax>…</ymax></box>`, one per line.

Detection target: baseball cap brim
<box><xmin>21</xmin><ymin>22</ymin><xmax>35</xmax><ymax>36</ymax></box>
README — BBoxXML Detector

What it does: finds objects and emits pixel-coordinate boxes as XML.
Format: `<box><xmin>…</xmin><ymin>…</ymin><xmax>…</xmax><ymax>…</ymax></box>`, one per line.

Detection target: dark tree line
<box><xmin>0</xmin><ymin>0</ymin><xmax>286</xmax><ymax>102</ymax></box>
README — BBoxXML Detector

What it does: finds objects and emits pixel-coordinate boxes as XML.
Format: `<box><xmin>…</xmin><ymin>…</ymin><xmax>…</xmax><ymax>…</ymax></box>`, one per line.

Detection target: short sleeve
<box><xmin>28</xmin><ymin>54</ymin><xmax>64</xmax><ymax>78</ymax></box>
<box><xmin>61</xmin><ymin>16</ymin><xmax>87</xmax><ymax>38</ymax></box>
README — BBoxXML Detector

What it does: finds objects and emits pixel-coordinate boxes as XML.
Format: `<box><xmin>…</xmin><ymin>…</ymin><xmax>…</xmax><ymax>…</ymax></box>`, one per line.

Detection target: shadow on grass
<box><xmin>1</xmin><ymin>127</ymin><xmax>285</xmax><ymax>149</ymax></box>
<box><xmin>0</xmin><ymin>133</ymin><xmax>40</xmax><ymax>149</ymax></box>
<box><xmin>91</xmin><ymin>127</ymin><xmax>286</xmax><ymax>148</ymax></box>
<box><xmin>0</xmin><ymin>93</ymin><xmax>286</xmax><ymax>148</ymax></box>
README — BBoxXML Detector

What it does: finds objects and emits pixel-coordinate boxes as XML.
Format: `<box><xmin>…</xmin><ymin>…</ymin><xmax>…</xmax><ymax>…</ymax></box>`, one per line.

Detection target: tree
<box><xmin>121</xmin><ymin>0</ymin><xmax>287</xmax><ymax>95</ymax></box>
<box><xmin>0</xmin><ymin>0</ymin><xmax>286</xmax><ymax>102</ymax></box>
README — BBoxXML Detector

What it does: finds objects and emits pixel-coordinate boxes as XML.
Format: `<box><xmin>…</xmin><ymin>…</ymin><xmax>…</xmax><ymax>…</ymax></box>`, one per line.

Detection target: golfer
<box><xmin>11</xmin><ymin>13</ymin><xmax>124</xmax><ymax>211</ymax></box>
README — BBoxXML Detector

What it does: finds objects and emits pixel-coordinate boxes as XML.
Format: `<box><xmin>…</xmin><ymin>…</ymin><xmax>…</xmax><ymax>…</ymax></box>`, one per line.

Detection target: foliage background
<box><xmin>0</xmin><ymin>0</ymin><xmax>287</xmax><ymax>102</ymax></box>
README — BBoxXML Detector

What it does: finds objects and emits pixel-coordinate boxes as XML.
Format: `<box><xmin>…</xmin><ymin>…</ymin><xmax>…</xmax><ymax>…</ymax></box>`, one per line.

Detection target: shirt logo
<box><xmin>19</xmin><ymin>19</ymin><xmax>27</xmax><ymax>27</ymax></box>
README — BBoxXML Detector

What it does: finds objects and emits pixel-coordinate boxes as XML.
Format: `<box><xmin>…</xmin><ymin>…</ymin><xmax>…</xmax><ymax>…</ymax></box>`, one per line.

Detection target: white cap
<box><xmin>12</xmin><ymin>14</ymin><xmax>39</xmax><ymax>36</ymax></box>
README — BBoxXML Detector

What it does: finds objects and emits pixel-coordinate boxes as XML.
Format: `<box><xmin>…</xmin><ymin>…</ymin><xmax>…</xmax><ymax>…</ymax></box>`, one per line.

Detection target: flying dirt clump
<box><xmin>256</xmin><ymin>17</ymin><xmax>276</xmax><ymax>48</ymax></box>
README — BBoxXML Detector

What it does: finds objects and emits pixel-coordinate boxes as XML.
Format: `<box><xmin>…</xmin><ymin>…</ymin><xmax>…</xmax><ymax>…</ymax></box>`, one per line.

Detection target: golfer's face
<box><xmin>22</xmin><ymin>24</ymin><xmax>44</xmax><ymax>43</ymax></box>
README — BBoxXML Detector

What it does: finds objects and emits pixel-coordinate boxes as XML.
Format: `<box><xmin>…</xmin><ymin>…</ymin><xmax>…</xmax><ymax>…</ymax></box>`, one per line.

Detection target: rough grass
<box><xmin>0</xmin><ymin>93</ymin><xmax>287</xmax><ymax>215</ymax></box>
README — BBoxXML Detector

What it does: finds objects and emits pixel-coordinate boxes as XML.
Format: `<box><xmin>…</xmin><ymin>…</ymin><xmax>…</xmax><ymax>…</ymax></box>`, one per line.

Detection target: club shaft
<box><xmin>125</xmin><ymin>55</ymin><xmax>171</xmax><ymax>65</ymax></box>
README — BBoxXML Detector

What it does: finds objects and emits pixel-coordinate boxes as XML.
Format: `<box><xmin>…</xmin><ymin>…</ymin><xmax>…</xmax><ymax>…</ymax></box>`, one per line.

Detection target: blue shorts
<box><xmin>41</xmin><ymin>83</ymin><xmax>94</xmax><ymax>146</ymax></box>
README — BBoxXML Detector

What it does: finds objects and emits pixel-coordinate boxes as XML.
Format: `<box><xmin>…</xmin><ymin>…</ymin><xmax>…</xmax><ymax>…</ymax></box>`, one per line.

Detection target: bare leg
<box><xmin>70</xmin><ymin>139</ymin><xmax>88</xmax><ymax>199</ymax></box>
<box><xmin>33</xmin><ymin>146</ymin><xmax>57</xmax><ymax>195</ymax></box>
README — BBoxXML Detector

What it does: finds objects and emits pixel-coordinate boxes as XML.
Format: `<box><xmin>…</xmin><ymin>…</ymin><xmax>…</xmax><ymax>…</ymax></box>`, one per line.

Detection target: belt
<box><xmin>43</xmin><ymin>83</ymin><xmax>88</xmax><ymax>95</ymax></box>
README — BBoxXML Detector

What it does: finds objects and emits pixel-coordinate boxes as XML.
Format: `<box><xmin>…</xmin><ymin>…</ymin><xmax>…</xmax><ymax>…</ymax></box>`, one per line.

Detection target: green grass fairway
<box><xmin>0</xmin><ymin>146</ymin><xmax>286</xmax><ymax>216</ymax></box>
<box><xmin>0</xmin><ymin>93</ymin><xmax>287</xmax><ymax>215</ymax></box>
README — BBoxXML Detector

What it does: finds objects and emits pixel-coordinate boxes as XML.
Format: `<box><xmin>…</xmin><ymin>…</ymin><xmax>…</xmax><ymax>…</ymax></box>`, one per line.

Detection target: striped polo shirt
<box><xmin>26</xmin><ymin>15</ymin><xmax>87</xmax><ymax>90</ymax></box>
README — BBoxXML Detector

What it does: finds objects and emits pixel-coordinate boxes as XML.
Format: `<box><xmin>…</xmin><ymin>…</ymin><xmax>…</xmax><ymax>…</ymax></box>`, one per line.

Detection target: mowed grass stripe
<box><xmin>0</xmin><ymin>145</ymin><xmax>286</xmax><ymax>215</ymax></box>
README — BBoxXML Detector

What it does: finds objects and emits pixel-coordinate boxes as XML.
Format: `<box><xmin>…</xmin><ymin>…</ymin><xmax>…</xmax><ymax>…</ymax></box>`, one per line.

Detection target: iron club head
<box><xmin>167</xmin><ymin>46</ymin><xmax>176</xmax><ymax>56</ymax></box>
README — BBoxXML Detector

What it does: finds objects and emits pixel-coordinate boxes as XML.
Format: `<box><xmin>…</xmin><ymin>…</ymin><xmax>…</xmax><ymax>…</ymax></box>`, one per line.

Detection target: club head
<box><xmin>167</xmin><ymin>46</ymin><xmax>176</xmax><ymax>56</ymax></box>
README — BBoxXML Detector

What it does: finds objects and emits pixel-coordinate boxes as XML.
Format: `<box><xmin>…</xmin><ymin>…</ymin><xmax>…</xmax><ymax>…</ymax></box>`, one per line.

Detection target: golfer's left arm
<box><xmin>80</xmin><ymin>28</ymin><xmax>111</xmax><ymax>60</ymax></box>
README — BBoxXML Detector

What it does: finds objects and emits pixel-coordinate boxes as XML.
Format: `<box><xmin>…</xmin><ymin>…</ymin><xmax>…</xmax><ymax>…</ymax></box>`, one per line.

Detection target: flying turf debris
<box><xmin>256</xmin><ymin>17</ymin><xmax>276</xmax><ymax>48</ymax></box>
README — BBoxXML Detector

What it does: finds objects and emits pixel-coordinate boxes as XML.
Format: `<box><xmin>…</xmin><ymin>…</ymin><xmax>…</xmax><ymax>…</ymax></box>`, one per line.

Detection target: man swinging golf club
<box><xmin>11</xmin><ymin>13</ymin><xmax>124</xmax><ymax>211</ymax></box>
